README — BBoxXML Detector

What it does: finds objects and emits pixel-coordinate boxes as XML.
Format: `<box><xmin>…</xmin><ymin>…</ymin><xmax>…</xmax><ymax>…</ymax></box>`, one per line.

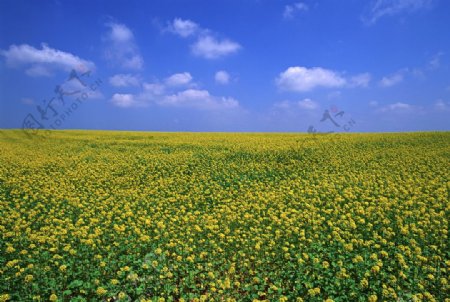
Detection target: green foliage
<box><xmin>0</xmin><ymin>130</ymin><xmax>449</xmax><ymax>301</ymax></box>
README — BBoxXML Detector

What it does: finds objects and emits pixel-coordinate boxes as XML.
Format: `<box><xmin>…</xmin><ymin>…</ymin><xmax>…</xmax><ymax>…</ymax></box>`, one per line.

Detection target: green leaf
<box><xmin>68</xmin><ymin>280</ymin><xmax>84</xmax><ymax>288</ymax></box>
<box><xmin>70</xmin><ymin>296</ymin><xmax>87</xmax><ymax>302</ymax></box>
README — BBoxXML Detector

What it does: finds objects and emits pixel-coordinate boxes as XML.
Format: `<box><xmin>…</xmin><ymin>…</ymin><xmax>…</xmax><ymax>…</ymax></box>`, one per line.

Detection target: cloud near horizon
<box><xmin>274</xmin><ymin>98</ymin><xmax>318</xmax><ymax>110</ymax></box>
<box><xmin>159</xmin><ymin>89</ymin><xmax>239</xmax><ymax>110</ymax></box>
<box><xmin>434</xmin><ymin>99</ymin><xmax>450</xmax><ymax>111</ymax></box>
<box><xmin>109</xmin><ymin>72</ymin><xmax>239</xmax><ymax>110</ymax></box>
<box><xmin>276</xmin><ymin>66</ymin><xmax>370</xmax><ymax>92</ymax></box>
<box><xmin>109</xmin><ymin>74</ymin><xmax>141</xmax><ymax>87</ymax></box>
<box><xmin>377</xmin><ymin>102</ymin><xmax>413</xmax><ymax>112</ymax></box>
<box><xmin>380</xmin><ymin>70</ymin><xmax>404</xmax><ymax>87</ymax></box>
<box><xmin>111</xmin><ymin>93</ymin><xmax>142</xmax><ymax>108</ymax></box>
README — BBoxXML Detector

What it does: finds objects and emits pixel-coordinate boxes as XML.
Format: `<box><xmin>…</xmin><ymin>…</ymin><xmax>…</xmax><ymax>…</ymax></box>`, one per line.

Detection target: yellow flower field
<box><xmin>0</xmin><ymin>130</ymin><xmax>448</xmax><ymax>301</ymax></box>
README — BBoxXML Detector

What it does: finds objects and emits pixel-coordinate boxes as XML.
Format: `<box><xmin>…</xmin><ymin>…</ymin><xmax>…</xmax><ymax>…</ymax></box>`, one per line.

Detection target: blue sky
<box><xmin>1</xmin><ymin>0</ymin><xmax>449</xmax><ymax>132</ymax></box>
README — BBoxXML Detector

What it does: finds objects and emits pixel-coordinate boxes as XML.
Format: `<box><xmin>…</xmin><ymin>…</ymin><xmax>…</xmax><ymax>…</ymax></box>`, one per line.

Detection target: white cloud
<box><xmin>104</xmin><ymin>22</ymin><xmax>143</xmax><ymax>70</ymax></box>
<box><xmin>283</xmin><ymin>2</ymin><xmax>309</xmax><ymax>19</ymax></box>
<box><xmin>215</xmin><ymin>70</ymin><xmax>230</xmax><ymax>84</ymax></box>
<box><xmin>165</xmin><ymin>72</ymin><xmax>193</xmax><ymax>86</ymax></box>
<box><xmin>388</xmin><ymin>102</ymin><xmax>411</xmax><ymax>110</ymax></box>
<box><xmin>274</xmin><ymin>98</ymin><xmax>318</xmax><ymax>110</ymax></box>
<box><xmin>276</xmin><ymin>66</ymin><xmax>346</xmax><ymax>92</ymax></box>
<box><xmin>123</xmin><ymin>56</ymin><xmax>144</xmax><ymax>70</ymax></box>
<box><xmin>369</xmin><ymin>100</ymin><xmax>379</xmax><ymax>107</ymax></box>
<box><xmin>378</xmin><ymin>102</ymin><xmax>412</xmax><ymax>112</ymax></box>
<box><xmin>434</xmin><ymin>99</ymin><xmax>450</xmax><ymax>111</ymax></box>
<box><xmin>428</xmin><ymin>51</ymin><xmax>444</xmax><ymax>69</ymax></box>
<box><xmin>110</xmin><ymin>93</ymin><xmax>141</xmax><ymax>108</ymax></box>
<box><xmin>143</xmin><ymin>83</ymin><xmax>166</xmax><ymax>95</ymax></box>
<box><xmin>0</xmin><ymin>43</ymin><xmax>94</xmax><ymax>77</ymax></box>
<box><xmin>411</xmin><ymin>68</ymin><xmax>425</xmax><ymax>79</ymax></box>
<box><xmin>297</xmin><ymin>98</ymin><xmax>318</xmax><ymax>110</ymax></box>
<box><xmin>363</xmin><ymin>0</ymin><xmax>433</xmax><ymax>25</ymax></box>
<box><xmin>380</xmin><ymin>71</ymin><xmax>404</xmax><ymax>87</ymax></box>
<box><xmin>274</xmin><ymin>100</ymin><xmax>292</xmax><ymax>110</ymax></box>
<box><xmin>380</xmin><ymin>62</ymin><xmax>438</xmax><ymax>87</ymax></box>
<box><xmin>191</xmin><ymin>36</ymin><xmax>241</xmax><ymax>59</ymax></box>
<box><xmin>109</xmin><ymin>23</ymin><xmax>134</xmax><ymax>42</ymax></box>
<box><xmin>25</xmin><ymin>65</ymin><xmax>54</xmax><ymax>77</ymax></box>
<box><xmin>159</xmin><ymin>89</ymin><xmax>239</xmax><ymax>110</ymax></box>
<box><xmin>109</xmin><ymin>74</ymin><xmax>140</xmax><ymax>87</ymax></box>
<box><xmin>165</xmin><ymin>18</ymin><xmax>242</xmax><ymax>60</ymax></box>
<box><xmin>110</xmin><ymin>73</ymin><xmax>239</xmax><ymax>110</ymax></box>
<box><xmin>167</xmin><ymin>18</ymin><xmax>199</xmax><ymax>37</ymax></box>
<box><xmin>350</xmin><ymin>73</ymin><xmax>371</xmax><ymax>87</ymax></box>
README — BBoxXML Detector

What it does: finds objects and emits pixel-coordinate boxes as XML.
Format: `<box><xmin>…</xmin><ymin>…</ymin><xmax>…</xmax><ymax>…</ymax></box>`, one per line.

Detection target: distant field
<box><xmin>0</xmin><ymin>130</ymin><xmax>449</xmax><ymax>301</ymax></box>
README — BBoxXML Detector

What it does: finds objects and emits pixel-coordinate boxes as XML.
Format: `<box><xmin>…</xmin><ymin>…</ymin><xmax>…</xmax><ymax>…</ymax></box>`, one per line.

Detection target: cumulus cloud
<box><xmin>110</xmin><ymin>93</ymin><xmax>141</xmax><ymax>108</ymax></box>
<box><xmin>362</xmin><ymin>0</ymin><xmax>433</xmax><ymax>25</ymax></box>
<box><xmin>276</xmin><ymin>66</ymin><xmax>347</xmax><ymax>92</ymax></box>
<box><xmin>274</xmin><ymin>100</ymin><xmax>292</xmax><ymax>110</ymax></box>
<box><xmin>388</xmin><ymin>102</ymin><xmax>411</xmax><ymax>110</ymax></box>
<box><xmin>0</xmin><ymin>43</ymin><xmax>94</xmax><ymax>77</ymax></box>
<box><xmin>350</xmin><ymin>73</ymin><xmax>371</xmax><ymax>87</ymax></box>
<box><xmin>274</xmin><ymin>98</ymin><xmax>318</xmax><ymax>110</ymax></box>
<box><xmin>378</xmin><ymin>102</ymin><xmax>412</xmax><ymax>112</ymax></box>
<box><xmin>369</xmin><ymin>100</ymin><xmax>379</xmax><ymax>107</ymax></box>
<box><xmin>166</xmin><ymin>18</ymin><xmax>199</xmax><ymax>37</ymax></box>
<box><xmin>143</xmin><ymin>82</ymin><xmax>166</xmax><ymax>95</ymax></box>
<box><xmin>434</xmin><ymin>99</ymin><xmax>450</xmax><ymax>111</ymax></box>
<box><xmin>110</xmin><ymin>72</ymin><xmax>239</xmax><ymax>110</ymax></box>
<box><xmin>215</xmin><ymin>70</ymin><xmax>230</xmax><ymax>84</ymax></box>
<box><xmin>109</xmin><ymin>74</ymin><xmax>141</xmax><ymax>87</ymax></box>
<box><xmin>428</xmin><ymin>51</ymin><xmax>444</xmax><ymax>70</ymax></box>
<box><xmin>104</xmin><ymin>22</ymin><xmax>143</xmax><ymax>70</ymax></box>
<box><xmin>159</xmin><ymin>89</ymin><xmax>239</xmax><ymax>110</ymax></box>
<box><xmin>375</xmin><ymin>99</ymin><xmax>448</xmax><ymax>114</ymax></box>
<box><xmin>165</xmin><ymin>72</ymin><xmax>193</xmax><ymax>87</ymax></box>
<box><xmin>297</xmin><ymin>98</ymin><xmax>318</xmax><ymax>110</ymax></box>
<box><xmin>191</xmin><ymin>36</ymin><xmax>241</xmax><ymax>59</ymax></box>
<box><xmin>283</xmin><ymin>2</ymin><xmax>309</xmax><ymax>19</ymax></box>
<box><xmin>380</xmin><ymin>71</ymin><xmax>404</xmax><ymax>87</ymax></box>
<box><xmin>380</xmin><ymin>62</ymin><xmax>439</xmax><ymax>87</ymax></box>
<box><xmin>165</xmin><ymin>18</ymin><xmax>241</xmax><ymax>60</ymax></box>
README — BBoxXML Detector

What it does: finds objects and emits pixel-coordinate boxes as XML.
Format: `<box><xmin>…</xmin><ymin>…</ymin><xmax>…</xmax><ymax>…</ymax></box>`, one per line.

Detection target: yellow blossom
<box><xmin>96</xmin><ymin>287</ymin><xmax>107</xmax><ymax>296</ymax></box>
